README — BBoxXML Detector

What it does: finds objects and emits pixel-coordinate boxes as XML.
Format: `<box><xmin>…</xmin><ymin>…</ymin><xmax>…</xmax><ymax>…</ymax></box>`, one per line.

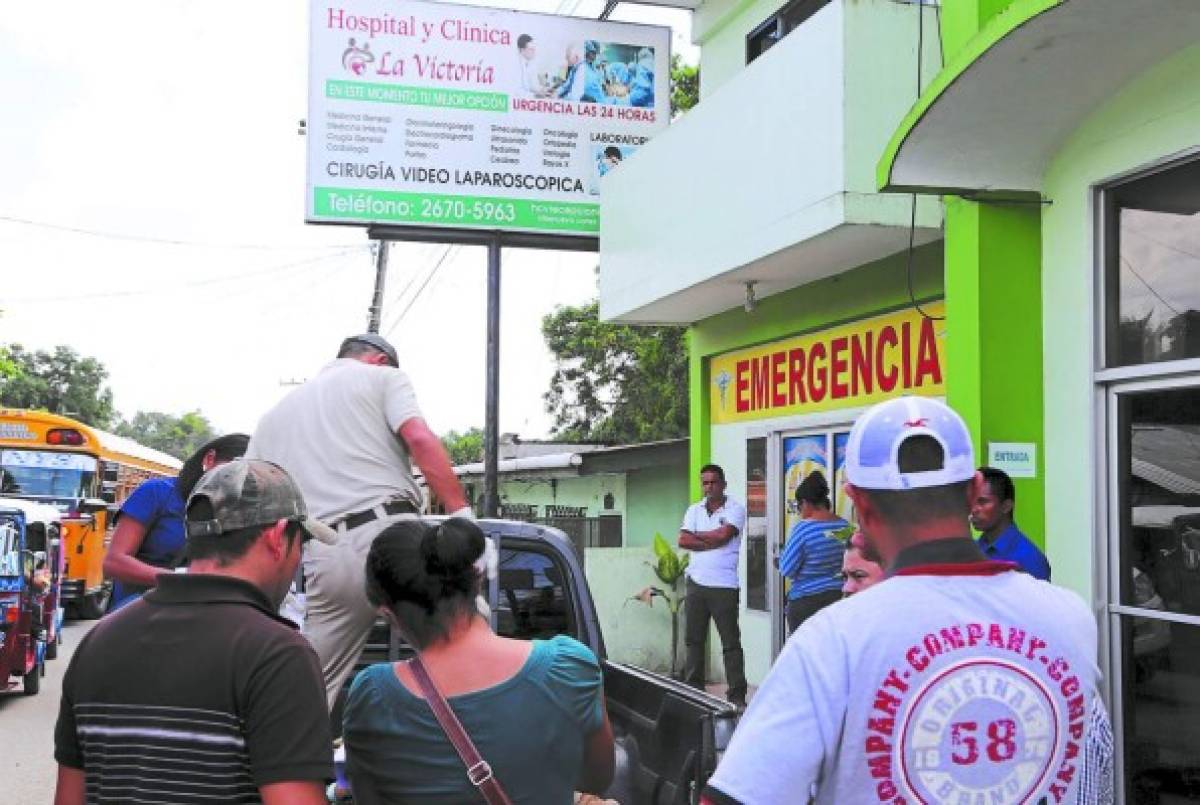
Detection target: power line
<box><xmin>0</xmin><ymin>214</ymin><xmax>363</xmax><ymax>251</ymax></box>
<box><xmin>1120</xmin><ymin>254</ymin><xmax>1182</xmax><ymax>317</ymax></box>
<box><xmin>2</xmin><ymin>247</ymin><xmax>367</xmax><ymax>304</ymax></box>
<box><xmin>384</xmin><ymin>246</ymin><xmax>459</xmax><ymax>337</ymax></box>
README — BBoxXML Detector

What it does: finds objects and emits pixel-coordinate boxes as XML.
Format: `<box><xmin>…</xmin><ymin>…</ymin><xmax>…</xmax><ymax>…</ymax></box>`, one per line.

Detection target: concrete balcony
<box><xmin>600</xmin><ymin>0</ymin><xmax>942</xmax><ymax>324</ymax></box>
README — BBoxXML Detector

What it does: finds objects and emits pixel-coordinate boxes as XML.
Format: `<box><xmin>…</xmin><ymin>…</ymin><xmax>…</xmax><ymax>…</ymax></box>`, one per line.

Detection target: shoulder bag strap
<box><xmin>407</xmin><ymin>655</ymin><xmax>514</xmax><ymax>805</ymax></box>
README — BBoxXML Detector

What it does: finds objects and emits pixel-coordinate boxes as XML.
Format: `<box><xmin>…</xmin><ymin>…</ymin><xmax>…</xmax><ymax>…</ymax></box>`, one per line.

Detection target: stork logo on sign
<box><xmin>341</xmin><ymin>38</ymin><xmax>375</xmax><ymax>75</ymax></box>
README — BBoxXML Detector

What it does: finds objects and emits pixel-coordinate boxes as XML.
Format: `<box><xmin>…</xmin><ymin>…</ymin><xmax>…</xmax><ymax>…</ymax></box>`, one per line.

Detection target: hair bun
<box><xmin>421</xmin><ymin>519</ymin><xmax>485</xmax><ymax>580</ymax></box>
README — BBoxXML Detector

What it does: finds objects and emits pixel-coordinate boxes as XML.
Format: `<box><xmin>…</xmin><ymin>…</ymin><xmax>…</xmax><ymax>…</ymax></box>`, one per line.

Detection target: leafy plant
<box><xmin>630</xmin><ymin>532</ymin><xmax>690</xmax><ymax>678</ymax></box>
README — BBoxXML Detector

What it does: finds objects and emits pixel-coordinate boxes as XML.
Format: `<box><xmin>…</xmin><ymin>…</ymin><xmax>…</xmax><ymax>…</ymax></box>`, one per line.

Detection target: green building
<box><xmin>601</xmin><ymin>0</ymin><xmax>1200</xmax><ymax>796</ymax></box>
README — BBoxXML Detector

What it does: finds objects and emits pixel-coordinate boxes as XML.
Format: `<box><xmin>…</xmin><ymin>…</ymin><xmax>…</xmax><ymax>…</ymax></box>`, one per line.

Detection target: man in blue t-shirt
<box><xmin>971</xmin><ymin>466</ymin><xmax>1051</xmax><ymax>580</ymax></box>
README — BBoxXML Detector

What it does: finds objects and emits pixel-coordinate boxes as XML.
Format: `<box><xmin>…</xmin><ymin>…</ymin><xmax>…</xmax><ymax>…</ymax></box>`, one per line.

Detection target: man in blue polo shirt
<box><xmin>971</xmin><ymin>465</ymin><xmax>1051</xmax><ymax>580</ymax></box>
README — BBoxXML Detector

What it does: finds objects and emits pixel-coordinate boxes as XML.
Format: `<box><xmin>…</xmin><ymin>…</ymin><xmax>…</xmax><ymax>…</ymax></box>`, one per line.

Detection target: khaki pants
<box><xmin>302</xmin><ymin>512</ymin><xmax>419</xmax><ymax>708</ymax></box>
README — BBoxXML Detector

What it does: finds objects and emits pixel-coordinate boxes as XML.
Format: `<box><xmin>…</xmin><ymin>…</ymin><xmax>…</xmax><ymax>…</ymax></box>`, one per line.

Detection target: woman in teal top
<box><xmin>343</xmin><ymin>518</ymin><xmax>615</xmax><ymax>804</ymax></box>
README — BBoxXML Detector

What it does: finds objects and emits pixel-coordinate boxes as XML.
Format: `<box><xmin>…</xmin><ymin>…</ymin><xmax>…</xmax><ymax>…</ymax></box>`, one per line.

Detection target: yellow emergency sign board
<box><xmin>710</xmin><ymin>303</ymin><xmax>947</xmax><ymax>425</ymax></box>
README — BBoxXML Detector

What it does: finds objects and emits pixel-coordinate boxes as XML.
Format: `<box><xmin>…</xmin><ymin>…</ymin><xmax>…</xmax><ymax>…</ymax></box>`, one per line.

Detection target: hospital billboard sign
<box><xmin>306</xmin><ymin>0</ymin><xmax>671</xmax><ymax>236</ymax></box>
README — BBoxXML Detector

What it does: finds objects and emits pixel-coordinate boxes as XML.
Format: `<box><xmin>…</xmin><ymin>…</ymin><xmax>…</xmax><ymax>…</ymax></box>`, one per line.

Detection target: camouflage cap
<box><xmin>186</xmin><ymin>459</ymin><xmax>337</xmax><ymax>545</ymax></box>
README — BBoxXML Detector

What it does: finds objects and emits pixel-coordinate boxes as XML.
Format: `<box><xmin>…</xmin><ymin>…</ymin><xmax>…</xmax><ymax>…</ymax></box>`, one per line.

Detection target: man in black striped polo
<box><xmin>53</xmin><ymin>460</ymin><xmax>336</xmax><ymax>805</ymax></box>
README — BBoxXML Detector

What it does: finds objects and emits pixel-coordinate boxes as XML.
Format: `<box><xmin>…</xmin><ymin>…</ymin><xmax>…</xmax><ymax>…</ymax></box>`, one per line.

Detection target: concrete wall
<box><xmin>495</xmin><ymin>475</ymin><xmax>626</xmax><ymax>519</ymax></box>
<box><xmin>1040</xmin><ymin>41</ymin><xmax>1200</xmax><ymax>607</ymax></box>
<box><xmin>585</xmin><ymin>546</ymin><xmax>729</xmax><ymax>682</ymax></box>
<box><xmin>624</xmin><ymin>465</ymin><xmax>690</xmax><ymax>549</ymax></box>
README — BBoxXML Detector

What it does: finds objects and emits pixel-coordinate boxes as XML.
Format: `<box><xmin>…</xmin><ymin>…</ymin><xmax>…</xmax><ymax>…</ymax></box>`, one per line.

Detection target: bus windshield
<box><xmin>0</xmin><ymin>450</ymin><xmax>98</xmax><ymax>500</ymax></box>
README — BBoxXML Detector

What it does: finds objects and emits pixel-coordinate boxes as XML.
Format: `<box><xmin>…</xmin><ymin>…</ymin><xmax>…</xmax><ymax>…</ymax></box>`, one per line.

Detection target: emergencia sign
<box><xmin>710</xmin><ymin>303</ymin><xmax>946</xmax><ymax>424</ymax></box>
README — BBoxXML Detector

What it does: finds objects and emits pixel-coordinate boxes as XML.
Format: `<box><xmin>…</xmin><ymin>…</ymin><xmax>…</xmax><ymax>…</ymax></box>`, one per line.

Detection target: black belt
<box><xmin>336</xmin><ymin>499</ymin><xmax>418</xmax><ymax>531</ymax></box>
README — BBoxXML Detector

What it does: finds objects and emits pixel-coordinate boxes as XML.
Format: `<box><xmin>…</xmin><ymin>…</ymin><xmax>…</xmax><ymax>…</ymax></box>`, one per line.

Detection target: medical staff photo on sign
<box><xmin>306</xmin><ymin>0</ymin><xmax>671</xmax><ymax>236</ymax></box>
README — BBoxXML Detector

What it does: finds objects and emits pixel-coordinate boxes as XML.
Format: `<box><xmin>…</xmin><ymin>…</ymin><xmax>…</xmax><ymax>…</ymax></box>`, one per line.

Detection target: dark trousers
<box><xmin>684</xmin><ymin>579</ymin><xmax>747</xmax><ymax>703</ymax></box>
<box><xmin>785</xmin><ymin>589</ymin><xmax>842</xmax><ymax>635</ymax></box>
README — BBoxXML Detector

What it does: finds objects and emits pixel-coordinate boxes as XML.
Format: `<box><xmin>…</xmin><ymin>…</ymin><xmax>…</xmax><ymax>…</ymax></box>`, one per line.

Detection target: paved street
<box><xmin>0</xmin><ymin>619</ymin><xmax>94</xmax><ymax>805</ymax></box>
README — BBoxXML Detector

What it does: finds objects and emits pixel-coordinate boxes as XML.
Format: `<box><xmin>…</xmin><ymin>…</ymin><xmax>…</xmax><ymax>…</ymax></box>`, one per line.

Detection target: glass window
<box><xmin>1106</xmin><ymin>158</ymin><xmax>1200</xmax><ymax>366</ymax></box>
<box><xmin>0</xmin><ymin>450</ymin><xmax>98</xmax><ymax>499</ymax></box>
<box><xmin>1113</xmin><ymin>384</ymin><xmax>1200</xmax><ymax>801</ymax></box>
<box><xmin>745</xmin><ymin>438</ymin><xmax>768</xmax><ymax>611</ymax></box>
<box><xmin>1120</xmin><ymin>618</ymin><xmax>1200</xmax><ymax>801</ymax></box>
<box><xmin>496</xmin><ymin>548</ymin><xmax>573</xmax><ymax>640</ymax></box>
<box><xmin>746</xmin><ymin>0</ymin><xmax>830</xmax><ymax>64</ymax></box>
<box><xmin>1117</xmin><ymin>386</ymin><xmax>1200</xmax><ymax>615</ymax></box>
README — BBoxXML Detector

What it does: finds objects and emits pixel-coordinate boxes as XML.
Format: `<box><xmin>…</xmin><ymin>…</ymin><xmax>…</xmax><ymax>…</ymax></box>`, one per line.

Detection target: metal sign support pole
<box><xmin>366</xmin><ymin>224</ymin><xmax>596</xmax><ymax>519</ymax></box>
<box><xmin>367</xmin><ymin>240</ymin><xmax>389</xmax><ymax>333</ymax></box>
<box><xmin>482</xmin><ymin>233</ymin><xmax>502</xmax><ymax>518</ymax></box>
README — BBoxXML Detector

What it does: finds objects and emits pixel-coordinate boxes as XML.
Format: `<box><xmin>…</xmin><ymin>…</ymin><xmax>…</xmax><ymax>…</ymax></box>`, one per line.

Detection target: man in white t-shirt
<box><xmin>704</xmin><ymin>397</ymin><xmax>1104</xmax><ymax>804</ymax></box>
<box><xmin>246</xmin><ymin>333</ymin><xmax>470</xmax><ymax>706</ymax></box>
<box><xmin>679</xmin><ymin>464</ymin><xmax>748</xmax><ymax>708</ymax></box>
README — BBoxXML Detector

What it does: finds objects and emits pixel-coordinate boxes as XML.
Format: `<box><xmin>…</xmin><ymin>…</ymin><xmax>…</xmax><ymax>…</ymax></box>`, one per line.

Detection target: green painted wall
<box><xmin>940</xmin><ymin>0</ymin><xmax>1018</xmax><ymax>58</ymax></box>
<box><xmin>624</xmin><ymin>466</ymin><xmax>690</xmax><ymax>548</ymax></box>
<box><xmin>943</xmin><ymin>197</ymin><xmax>1045</xmax><ymax>546</ymax></box>
<box><xmin>686</xmin><ymin>242</ymin><xmax>945</xmax><ymax>495</ymax></box>
<box><xmin>1041</xmin><ymin>41</ymin><xmax>1200</xmax><ymax>605</ymax></box>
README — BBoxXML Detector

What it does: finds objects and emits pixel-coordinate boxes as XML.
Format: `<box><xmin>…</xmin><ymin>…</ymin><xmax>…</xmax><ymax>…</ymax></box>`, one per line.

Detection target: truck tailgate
<box><xmin>603</xmin><ymin>659</ymin><xmax>738</xmax><ymax>805</ymax></box>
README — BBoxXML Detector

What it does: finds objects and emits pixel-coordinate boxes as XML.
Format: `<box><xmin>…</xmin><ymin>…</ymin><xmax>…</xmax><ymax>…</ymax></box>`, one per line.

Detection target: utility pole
<box><xmin>481</xmin><ymin>233</ymin><xmax>502</xmax><ymax>519</ymax></box>
<box><xmin>366</xmin><ymin>240</ymin><xmax>389</xmax><ymax>333</ymax></box>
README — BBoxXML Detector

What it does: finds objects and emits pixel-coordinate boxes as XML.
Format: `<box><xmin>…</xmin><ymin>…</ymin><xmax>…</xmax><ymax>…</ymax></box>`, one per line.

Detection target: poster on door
<box><xmin>783</xmin><ymin>435</ymin><xmax>827</xmax><ymax>540</ymax></box>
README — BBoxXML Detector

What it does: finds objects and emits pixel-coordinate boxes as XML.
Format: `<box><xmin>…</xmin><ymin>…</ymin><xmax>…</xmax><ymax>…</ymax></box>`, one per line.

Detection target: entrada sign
<box><xmin>710</xmin><ymin>303</ymin><xmax>946</xmax><ymax>424</ymax></box>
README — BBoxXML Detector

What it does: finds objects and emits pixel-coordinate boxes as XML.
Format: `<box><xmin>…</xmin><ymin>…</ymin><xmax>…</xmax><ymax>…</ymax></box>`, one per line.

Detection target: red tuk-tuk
<box><xmin>1</xmin><ymin>498</ymin><xmax>65</xmax><ymax>659</ymax></box>
<box><xmin>0</xmin><ymin>506</ymin><xmax>48</xmax><ymax>694</ymax></box>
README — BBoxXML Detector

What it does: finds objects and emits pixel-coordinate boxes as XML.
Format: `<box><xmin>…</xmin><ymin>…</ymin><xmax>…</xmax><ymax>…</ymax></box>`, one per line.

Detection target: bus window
<box><xmin>0</xmin><ymin>450</ymin><xmax>97</xmax><ymax>500</ymax></box>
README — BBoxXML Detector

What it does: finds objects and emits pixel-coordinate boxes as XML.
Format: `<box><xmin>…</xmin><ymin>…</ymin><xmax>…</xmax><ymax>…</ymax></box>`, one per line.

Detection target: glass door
<box><xmin>767</xmin><ymin>426</ymin><xmax>854</xmax><ymax>657</ymax></box>
<box><xmin>1105</xmin><ymin>381</ymin><xmax>1200</xmax><ymax>802</ymax></box>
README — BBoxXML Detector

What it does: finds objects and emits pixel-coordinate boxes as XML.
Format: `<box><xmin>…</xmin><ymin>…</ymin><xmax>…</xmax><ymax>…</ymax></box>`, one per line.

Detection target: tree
<box><xmin>441</xmin><ymin>427</ymin><xmax>484</xmax><ymax>466</ymax></box>
<box><xmin>542</xmin><ymin>300</ymin><xmax>688</xmax><ymax>444</ymax></box>
<box><xmin>670</xmin><ymin>54</ymin><xmax>700</xmax><ymax>117</ymax></box>
<box><xmin>0</xmin><ymin>344</ymin><xmax>116</xmax><ymax>428</ymax></box>
<box><xmin>115</xmin><ymin>410</ymin><xmax>216</xmax><ymax>460</ymax></box>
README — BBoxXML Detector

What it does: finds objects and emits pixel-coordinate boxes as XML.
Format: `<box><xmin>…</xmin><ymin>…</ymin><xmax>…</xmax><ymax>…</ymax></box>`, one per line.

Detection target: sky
<box><xmin>0</xmin><ymin>0</ymin><xmax>695</xmax><ymax>439</ymax></box>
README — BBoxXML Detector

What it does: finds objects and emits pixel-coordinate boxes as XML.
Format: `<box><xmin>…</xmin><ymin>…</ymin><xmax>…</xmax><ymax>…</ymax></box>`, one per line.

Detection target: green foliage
<box><xmin>441</xmin><ymin>427</ymin><xmax>485</xmax><ymax>466</ymax></box>
<box><xmin>542</xmin><ymin>299</ymin><xmax>688</xmax><ymax>444</ymax></box>
<box><xmin>0</xmin><ymin>347</ymin><xmax>16</xmax><ymax>381</ymax></box>
<box><xmin>669</xmin><ymin>54</ymin><xmax>700</xmax><ymax>117</ymax></box>
<box><xmin>631</xmin><ymin>532</ymin><xmax>691</xmax><ymax>677</ymax></box>
<box><xmin>829</xmin><ymin>523</ymin><xmax>856</xmax><ymax>543</ymax></box>
<box><xmin>115</xmin><ymin>410</ymin><xmax>216</xmax><ymax>460</ymax></box>
<box><xmin>651</xmin><ymin>531</ymin><xmax>689</xmax><ymax>589</ymax></box>
<box><xmin>0</xmin><ymin>344</ymin><xmax>116</xmax><ymax>428</ymax></box>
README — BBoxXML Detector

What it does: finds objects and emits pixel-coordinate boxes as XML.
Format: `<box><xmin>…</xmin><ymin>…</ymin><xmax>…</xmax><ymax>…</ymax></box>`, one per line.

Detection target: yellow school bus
<box><xmin>0</xmin><ymin>409</ymin><xmax>181</xmax><ymax>617</ymax></box>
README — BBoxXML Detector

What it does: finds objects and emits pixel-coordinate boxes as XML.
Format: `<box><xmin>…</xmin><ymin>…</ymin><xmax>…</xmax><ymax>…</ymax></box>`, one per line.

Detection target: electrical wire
<box><xmin>383</xmin><ymin>245</ymin><xmax>459</xmax><ymax>337</ymax></box>
<box><xmin>1120</xmin><ymin>255</ymin><xmax>1181</xmax><ymax>317</ymax></box>
<box><xmin>0</xmin><ymin>214</ymin><xmax>362</xmax><ymax>251</ymax></box>
<box><xmin>904</xmin><ymin>0</ymin><xmax>944</xmax><ymax>322</ymax></box>
<box><xmin>2</xmin><ymin>247</ymin><xmax>367</xmax><ymax>304</ymax></box>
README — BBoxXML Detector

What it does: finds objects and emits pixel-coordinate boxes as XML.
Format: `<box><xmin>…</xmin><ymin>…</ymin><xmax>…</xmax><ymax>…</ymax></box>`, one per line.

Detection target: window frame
<box><xmin>745</xmin><ymin>0</ymin><xmax>831</xmax><ymax>65</ymax></box>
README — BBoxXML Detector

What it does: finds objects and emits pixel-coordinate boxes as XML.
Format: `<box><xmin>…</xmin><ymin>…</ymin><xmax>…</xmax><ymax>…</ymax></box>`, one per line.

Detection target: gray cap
<box><xmin>339</xmin><ymin>333</ymin><xmax>399</xmax><ymax>367</ymax></box>
<box><xmin>186</xmin><ymin>459</ymin><xmax>337</xmax><ymax>545</ymax></box>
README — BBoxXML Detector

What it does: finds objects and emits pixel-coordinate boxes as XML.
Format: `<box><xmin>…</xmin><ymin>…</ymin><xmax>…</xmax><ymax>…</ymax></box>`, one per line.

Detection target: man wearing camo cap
<box><xmin>54</xmin><ymin>460</ymin><xmax>334</xmax><ymax>805</ymax></box>
<box><xmin>704</xmin><ymin>397</ymin><xmax>1105</xmax><ymax>804</ymax></box>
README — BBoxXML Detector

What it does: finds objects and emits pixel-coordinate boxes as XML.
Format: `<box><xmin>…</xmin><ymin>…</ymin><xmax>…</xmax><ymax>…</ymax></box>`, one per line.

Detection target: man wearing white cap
<box><xmin>704</xmin><ymin>397</ymin><xmax>1104</xmax><ymax>804</ymax></box>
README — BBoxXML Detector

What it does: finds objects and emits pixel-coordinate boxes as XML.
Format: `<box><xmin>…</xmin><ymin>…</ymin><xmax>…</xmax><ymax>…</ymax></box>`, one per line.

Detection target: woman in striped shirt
<box><xmin>779</xmin><ymin>471</ymin><xmax>848</xmax><ymax>634</ymax></box>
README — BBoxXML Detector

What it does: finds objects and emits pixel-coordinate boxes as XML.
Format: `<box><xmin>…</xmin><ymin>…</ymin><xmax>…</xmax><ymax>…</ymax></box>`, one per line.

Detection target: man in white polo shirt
<box><xmin>679</xmin><ymin>463</ymin><xmax>748</xmax><ymax>708</ymax></box>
